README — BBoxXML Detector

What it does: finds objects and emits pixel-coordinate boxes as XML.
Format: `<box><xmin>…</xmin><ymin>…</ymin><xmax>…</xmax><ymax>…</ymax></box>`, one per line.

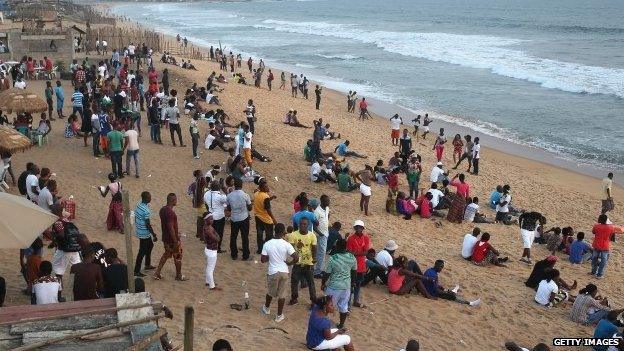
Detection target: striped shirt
<box><xmin>71</xmin><ymin>91</ymin><xmax>83</xmax><ymax>107</ymax></box>
<box><xmin>569</xmin><ymin>294</ymin><xmax>608</xmax><ymax>324</ymax></box>
<box><xmin>134</xmin><ymin>202</ymin><xmax>151</xmax><ymax>239</ymax></box>
<box><xmin>324</xmin><ymin>252</ymin><xmax>356</xmax><ymax>290</ymax></box>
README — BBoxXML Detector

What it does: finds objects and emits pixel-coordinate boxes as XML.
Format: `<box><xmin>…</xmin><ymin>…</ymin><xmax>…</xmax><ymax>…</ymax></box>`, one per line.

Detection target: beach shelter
<box><xmin>0</xmin><ymin>92</ymin><xmax>47</xmax><ymax>114</ymax></box>
<box><xmin>0</xmin><ymin>125</ymin><xmax>32</xmax><ymax>153</ymax></box>
<box><xmin>0</xmin><ymin>192</ymin><xmax>57</xmax><ymax>249</ymax></box>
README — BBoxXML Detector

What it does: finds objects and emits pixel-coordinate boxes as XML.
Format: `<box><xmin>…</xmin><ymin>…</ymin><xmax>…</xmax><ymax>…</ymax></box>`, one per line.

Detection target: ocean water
<box><xmin>112</xmin><ymin>0</ymin><xmax>624</xmax><ymax>171</ymax></box>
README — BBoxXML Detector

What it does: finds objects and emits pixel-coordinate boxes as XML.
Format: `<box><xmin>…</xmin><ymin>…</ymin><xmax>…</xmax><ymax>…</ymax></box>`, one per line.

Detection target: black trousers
<box><xmin>255</xmin><ymin>217</ymin><xmax>274</xmax><ymax>254</ymax></box>
<box><xmin>230</xmin><ymin>217</ymin><xmax>250</xmax><ymax>259</ymax></box>
<box><xmin>169</xmin><ymin>123</ymin><xmax>184</xmax><ymax>145</ymax></box>
<box><xmin>134</xmin><ymin>237</ymin><xmax>154</xmax><ymax>274</ymax></box>
<box><xmin>247</xmin><ymin>117</ymin><xmax>255</xmax><ymax>134</ymax></box>
<box><xmin>191</xmin><ymin>133</ymin><xmax>199</xmax><ymax>157</ymax></box>
<box><xmin>291</xmin><ymin>265</ymin><xmax>316</xmax><ymax>302</ymax></box>
<box><xmin>213</xmin><ymin>217</ymin><xmax>225</xmax><ymax>251</ymax></box>
<box><xmin>110</xmin><ymin>151</ymin><xmax>123</xmax><ymax>176</ymax></box>
<box><xmin>472</xmin><ymin>158</ymin><xmax>479</xmax><ymax>175</ymax></box>
<box><xmin>92</xmin><ymin>133</ymin><xmax>100</xmax><ymax>156</ymax></box>
<box><xmin>316</xmin><ymin>97</ymin><xmax>321</xmax><ymax>109</ymax></box>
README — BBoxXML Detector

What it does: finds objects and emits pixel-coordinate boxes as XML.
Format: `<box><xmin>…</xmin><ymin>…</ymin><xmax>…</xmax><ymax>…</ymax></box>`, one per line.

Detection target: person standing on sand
<box><xmin>590</xmin><ymin>214</ymin><xmax>623</xmax><ymax>279</ymax></box>
<box><xmin>267</xmin><ymin>69</ymin><xmax>274</xmax><ymax>91</ymax></box>
<box><xmin>245</xmin><ymin>99</ymin><xmax>256</xmax><ymax>134</ymax></box>
<box><xmin>164</xmin><ymin>99</ymin><xmax>185</xmax><ymax>147</ymax></box>
<box><xmin>421</xmin><ymin>114</ymin><xmax>432</xmax><ymax>139</ymax></box>
<box><xmin>134</xmin><ymin>191</ymin><xmax>158</xmax><ymax>277</ymax></box>
<box><xmin>291</xmin><ymin>74</ymin><xmax>298</xmax><ymax>97</ymax></box>
<box><xmin>359</xmin><ymin>98</ymin><xmax>372</xmax><ymax>120</ymax></box>
<box><xmin>287</xmin><ymin>217</ymin><xmax>317</xmax><ymax>305</ymax></box>
<box><xmin>472</xmin><ymin>137</ymin><xmax>481</xmax><ymax>175</ymax></box>
<box><xmin>389</xmin><ymin>113</ymin><xmax>402</xmax><ymax>146</ymax></box>
<box><xmin>518</xmin><ymin>211</ymin><xmax>545</xmax><ymax>265</ymax></box>
<box><xmin>355</xmin><ymin>165</ymin><xmax>374</xmax><ymax>216</ymax></box>
<box><xmin>601</xmin><ymin>172</ymin><xmax>614</xmax><ymax>213</ymax></box>
<box><xmin>54</xmin><ymin>81</ymin><xmax>65</xmax><ymax>119</ymax></box>
<box><xmin>280</xmin><ymin>72</ymin><xmax>286</xmax><ymax>90</ymax></box>
<box><xmin>321</xmin><ymin>237</ymin><xmax>356</xmax><ymax>329</ymax></box>
<box><xmin>154</xmin><ymin>193</ymin><xmax>187</xmax><ymax>281</ymax></box>
<box><xmin>242</xmin><ymin>124</ymin><xmax>253</xmax><ymax>168</ymax></box>
<box><xmin>346</xmin><ymin>220</ymin><xmax>370</xmax><ymax>308</ymax></box>
<box><xmin>433</xmin><ymin>128</ymin><xmax>446</xmax><ymax>162</ymax></box>
<box><xmin>203</xmin><ymin>213</ymin><xmax>221</xmax><ymax>291</ymax></box>
<box><xmin>204</xmin><ymin>180</ymin><xmax>228</xmax><ymax>253</ymax></box>
<box><xmin>227</xmin><ymin>178</ymin><xmax>252</xmax><ymax>260</ymax></box>
<box><xmin>313</xmin><ymin>195</ymin><xmax>330</xmax><ymax>277</ymax></box>
<box><xmin>253</xmin><ymin>178</ymin><xmax>277</xmax><ymax>254</ymax></box>
<box><xmin>314</xmin><ymin>85</ymin><xmax>322</xmax><ymax>110</ymax></box>
<box><xmin>453</xmin><ymin>134</ymin><xmax>473</xmax><ymax>172</ymax></box>
<box><xmin>261</xmin><ymin>223</ymin><xmax>298</xmax><ymax>323</ymax></box>
<box><xmin>247</xmin><ymin>57</ymin><xmax>253</xmax><ymax>73</ymax></box>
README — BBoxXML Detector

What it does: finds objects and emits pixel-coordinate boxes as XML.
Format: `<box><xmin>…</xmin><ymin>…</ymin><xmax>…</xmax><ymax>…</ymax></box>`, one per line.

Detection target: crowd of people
<box><xmin>1</xmin><ymin>35</ymin><xmax>622</xmax><ymax>351</ymax></box>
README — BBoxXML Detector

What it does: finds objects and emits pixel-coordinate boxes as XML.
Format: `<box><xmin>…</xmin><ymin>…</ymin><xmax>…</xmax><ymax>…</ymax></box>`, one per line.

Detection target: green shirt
<box><xmin>337</xmin><ymin>173</ymin><xmax>352</xmax><ymax>192</ymax></box>
<box><xmin>107</xmin><ymin>130</ymin><xmax>124</xmax><ymax>152</ymax></box>
<box><xmin>406</xmin><ymin>169</ymin><xmax>421</xmax><ymax>184</ymax></box>
<box><xmin>325</xmin><ymin>252</ymin><xmax>356</xmax><ymax>290</ymax></box>
<box><xmin>304</xmin><ymin>145</ymin><xmax>311</xmax><ymax>162</ymax></box>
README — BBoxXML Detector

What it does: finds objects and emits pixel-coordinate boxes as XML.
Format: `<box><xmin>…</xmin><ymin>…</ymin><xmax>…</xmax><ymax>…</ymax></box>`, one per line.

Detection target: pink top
<box><xmin>450</xmin><ymin>180</ymin><xmax>470</xmax><ymax>198</ymax></box>
<box><xmin>387</xmin><ymin>268</ymin><xmax>404</xmax><ymax>293</ymax></box>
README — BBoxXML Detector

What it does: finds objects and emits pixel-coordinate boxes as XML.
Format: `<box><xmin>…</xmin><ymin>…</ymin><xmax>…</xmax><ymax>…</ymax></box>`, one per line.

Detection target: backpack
<box><xmin>17</xmin><ymin>172</ymin><xmax>28</xmax><ymax>195</ymax></box>
<box><xmin>59</xmin><ymin>222</ymin><xmax>82</xmax><ymax>252</ymax></box>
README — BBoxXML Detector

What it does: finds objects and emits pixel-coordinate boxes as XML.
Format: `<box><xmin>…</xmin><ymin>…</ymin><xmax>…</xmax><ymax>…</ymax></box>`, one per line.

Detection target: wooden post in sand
<box><xmin>183</xmin><ymin>305</ymin><xmax>194</xmax><ymax>351</ymax></box>
<box><xmin>122</xmin><ymin>189</ymin><xmax>135</xmax><ymax>293</ymax></box>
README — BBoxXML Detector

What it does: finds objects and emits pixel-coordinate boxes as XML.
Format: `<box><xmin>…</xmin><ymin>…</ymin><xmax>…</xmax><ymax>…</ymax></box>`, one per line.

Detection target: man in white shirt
<box><xmin>25</xmin><ymin>165</ymin><xmax>40</xmax><ymax>202</ymax></box>
<box><xmin>389</xmin><ymin>114</ymin><xmax>402</xmax><ymax>146</ymax></box>
<box><xmin>261</xmin><ymin>223</ymin><xmax>298</xmax><ymax>323</ymax></box>
<box><xmin>204</xmin><ymin>181</ymin><xmax>228</xmax><ymax>252</ymax></box>
<box><xmin>427</xmin><ymin>183</ymin><xmax>445</xmax><ymax>210</ymax></box>
<box><xmin>602</xmin><ymin>172</ymin><xmax>614</xmax><ymax>213</ymax></box>
<box><xmin>128</xmin><ymin>43</ymin><xmax>136</xmax><ymax>62</ymax></box>
<box><xmin>14</xmin><ymin>77</ymin><xmax>26</xmax><ymax>89</ymax></box>
<box><xmin>495</xmin><ymin>184</ymin><xmax>512</xmax><ymax>224</ymax></box>
<box><xmin>242</xmin><ymin>124</ymin><xmax>253</xmax><ymax>168</ymax></box>
<box><xmin>376</xmin><ymin>240</ymin><xmax>397</xmax><ymax>269</ymax></box>
<box><xmin>461</xmin><ymin>228</ymin><xmax>481</xmax><ymax>259</ymax></box>
<box><xmin>471</xmin><ymin>137</ymin><xmax>481</xmax><ymax>175</ymax></box>
<box><xmin>313</xmin><ymin>196</ymin><xmax>330</xmax><ymax>277</ymax></box>
<box><xmin>464</xmin><ymin>197</ymin><xmax>480</xmax><ymax>222</ymax></box>
<box><xmin>37</xmin><ymin>180</ymin><xmax>57</xmax><ymax>212</ymax></box>
<box><xmin>429</xmin><ymin>162</ymin><xmax>447</xmax><ymax>183</ymax></box>
<box><xmin>32</xmin><ymin>261</ymin><xmax>62</xmax><ymax>305</ymax></box>
<box><xmin>124</xmin><ymin>128</ymin><xmax>140</xmax><ymax>178</ymax></box>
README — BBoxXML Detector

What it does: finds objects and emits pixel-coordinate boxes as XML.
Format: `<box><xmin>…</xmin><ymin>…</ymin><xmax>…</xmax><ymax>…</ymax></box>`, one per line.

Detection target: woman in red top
<box><xmin>388</xmin><ymin>256</ymin><xmax>433</xmax><ymax>297</ymax></box>
<box><xmin>148</xmin><ymin>68</ymin><xmax>159</xmax><ymax>95</ymax></box>
<box><xmin>447</xmin><ymin>173</ymin><xmax>470</xmax><ymax>223</ymax></box>
<box><xmin>416</xmin><ymin>192</ymin><xmax>433</xmax><ymax>218</ymax></box>
<box><xmin>471</xmin><ymin>233</ymin><xmax>507</xmax><ymax>266</ymax></box>
<box><xmin>452</xmin><ymin>134</ymin><xmax>464</xmax><ymax>164</ymax></box>
<box><xmin>26</xmin><ymin>57</ymin><xmax>35</xmax><ymax>79</ymax></box>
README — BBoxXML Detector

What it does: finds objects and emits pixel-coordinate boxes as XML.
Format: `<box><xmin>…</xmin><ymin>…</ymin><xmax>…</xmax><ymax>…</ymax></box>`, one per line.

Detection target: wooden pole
<box><xmin>122</xmin><ymin>189</ymin><xmax>135</xmax><ymax>293</ymax></box>
<box><xmin>183</xmin><ymin>305</ymin><xmax>194</xmax><ymax>351</ymax></box>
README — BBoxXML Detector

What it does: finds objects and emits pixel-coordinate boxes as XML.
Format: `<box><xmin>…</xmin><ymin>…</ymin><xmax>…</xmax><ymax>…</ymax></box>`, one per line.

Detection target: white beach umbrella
<box><xmin>0</xmin><ymin>192</ymin><xmax>57</xmax><ymax>249</ymax></box>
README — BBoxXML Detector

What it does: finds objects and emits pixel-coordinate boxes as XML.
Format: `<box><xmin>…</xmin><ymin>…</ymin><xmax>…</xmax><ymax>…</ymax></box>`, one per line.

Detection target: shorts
<box><xmin>360</xmin><ymin>183</ymin><xmax>371</xmax><ymax>197</ymax></box>
<box><xmin>100</xmin><ymin>135</ymin><xmax>109</xmax><ymax>150</ymax></box>
<box><xmin>164</xmin><ymin>243</ymin><xmax>183</xmax><ymax>261</ymax></box>
<box><xmin>311</xmin><ymin>330</ymin><xmax>351</xmax><ymax>350</ymax></box>
<box><xmin>267</xmin><ymin>272</ymin><xmax>289</xmax><ymax>299</ymax></box>
<box><xmin>423</xmin><ymin>126</ymin><xmax>430</xmax><ymax>133</ymax></box>
<box><xmin>325</xmin><ymin>287</ymin><xmax>350</xmax><ymax>313</ymax></box>
<box><xmin>52</xmin><ymin>250</ymin><xmax>82</xmax><ymax>275</ymax></box>
<box><xmin>520</xmin><ymin>229</ymin><xmax>535</xmax><ymax>249</ymax></box>
<box><xmin>391</xmin><ymin>129</ymin><xmax>400</xmax><ymax>138</ymax></box>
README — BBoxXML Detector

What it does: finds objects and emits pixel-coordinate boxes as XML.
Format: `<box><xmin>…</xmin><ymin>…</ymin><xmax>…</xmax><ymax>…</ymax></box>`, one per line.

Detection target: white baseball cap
<box><xmin>384</xmin><ymin>240</ymin><xmax>399</xmax><ymax>251</ymax></box>
<box><xmin>353</xmin><ymin>220</ymin><xmax>365</xmax><ymax>228</ymax></box>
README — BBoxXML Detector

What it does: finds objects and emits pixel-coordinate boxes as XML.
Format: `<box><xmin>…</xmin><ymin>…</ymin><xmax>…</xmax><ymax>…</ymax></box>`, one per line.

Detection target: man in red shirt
<box><xmin>591</xmin><ymin>214</ymin><xmax>623</xmax><ymax>278</ymax></box>
<box><xmin>470</xmin><ymin>232</ymin><xmax>507</xmax><ymax>267</ymax></box>
<box><xmin>154</xmin><ymin>193</ymin><xmax>187</xmax><ymax>281</ymax></box>
<box><xmin>44</xmin><ymin>56</ymin><xmax>53</xmax><ymax>74</ymax></box>
<box><xmin>358</xmin><ymin>98</ymin><xmax>372</xmax><ymax>120</ymax></box>
<box><xmin>346</xmin><ymin>220</ymin><xmax>370</xmax><ymax>308</ymax></box>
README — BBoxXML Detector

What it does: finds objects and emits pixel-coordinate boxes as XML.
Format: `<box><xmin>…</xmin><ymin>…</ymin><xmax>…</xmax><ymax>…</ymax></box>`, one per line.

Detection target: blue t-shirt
<box><xmin>292</xmin><ymin>210</ymin><xmax>316</xmax><ymax>231</ymax></box>
<box><xmin>54</xmin><ymin>86</ymin><xmax>64</xmax><ymax>101</ymax></box>
<box><xmin>593</xmin><ymin>319</ymin><xmax>619</xmax><ymax>351</ymax></box>
<box><xmin>306</xmin><ymin>307</ymin><xmax>331</xmax><ymax>349</ymax></box>
<box><xmin>489</xmin><ymin>190</ymin><xmax>501</xmax><ymax>210</ymax></box>
<box><xmin>99</xmin><ymin>114</ymin><xmax>111</xmax><ymax>136</ymax></box>
<box><xmin>134</xmin><ymin>202</ymin><xmax>151</xmax><ymax>239</ymax></box>
<box><xmin>569</xmin><ymin>240</ymin><xmax>591</xmax><ymax>264</ymax></box>
<box><xmin>422</xmin><ymin>268</ymin><xmax>439</xmax><ymax>296</ymax></box>
<box><xmin>336</xmin><ymin>143</ymin><xmax>348</xmax><ymax>156</ymax></box>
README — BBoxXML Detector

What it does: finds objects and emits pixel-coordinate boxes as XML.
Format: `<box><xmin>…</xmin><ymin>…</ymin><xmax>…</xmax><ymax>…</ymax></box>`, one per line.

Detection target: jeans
<box><xmin>125</xmin><ymin>149</ymin><xmax>140</xmax><ymax>176</ymax></box>
<box><xmin>150</xmin><ymin>124</ymin><xmax>161</xmax><ymax>142</ymax></box>
<box><xmin>110</xmin><ymin>151</ymin><xmax>123</xmax><ymax>176</ymax></box>
<box><xmin>587</xmin><ymin>309</ymin><xmax>609</xmax><ymax>324</ymax></box>
<box><xmin>230</xmin><ymin>217</ymin><xmax>250</xmax><ymax>259</ymax></box>
<box><xmin>291</xmin><ymin>265</ymin><xmax>316</xmax><ymax>302</ymax></box>
<box><xmin>408</xmin><ymin>180</ymin><xmax>419</xmax><ymax>198</ymax></box>
<box><xmin>352</xmin><ymin>272</ymin><xmax>365</xmax><ymax>304</ymax></box>
<box><xmin>213</xmin><ymin>217</ymin><xmax>225</xmax><ymax>251</ymax></box>
<box><xmin>169</xmin><ymin>123</ymin><xmax>183</xmax><ymax>145</ymax></box>
<box><xmin>255</xmin><ymin>218</ymin><xmax>274</xmax><ymax>254</ymax></box>
<box><xmin>191</xmin><ymin>133</ymin><xmax>199</xmax><ymax>157</ymax></box>
<box><xmin>472</xmin><ymin>158</ymin><xmax>479</xmax><ymax>174</ymax></box>
<box><xmin>591</xmin><ymin>250</ymin><xmax>610</xmax><ymax>277</ymax></box>
<box><xmin>314</xmin><ymin>234</ymin><xmax>328</xmax><ymax>275</ymax></box>
<box><xmin>92</xmin><ymin>132</ymin><xmax>101</xmax><ymax>156</ymax></box>
<box><xmin>134</xmin><ymin>237</ymin><xmax>154</xmax><ymax>274</ymax></box>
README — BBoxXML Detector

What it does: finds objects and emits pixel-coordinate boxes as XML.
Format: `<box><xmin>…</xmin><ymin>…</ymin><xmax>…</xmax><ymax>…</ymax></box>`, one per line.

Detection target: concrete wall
<box><xmin>0</xmin><ymin>28</ymin><xmax>74</xmax><ymax>68</ymax></box>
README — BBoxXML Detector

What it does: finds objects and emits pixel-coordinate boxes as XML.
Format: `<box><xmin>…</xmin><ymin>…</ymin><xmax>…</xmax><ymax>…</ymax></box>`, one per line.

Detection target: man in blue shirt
<box><xmin>334</xmin><ymin>140</ymin><xmax>367</xmax><ymax>159</ymax></box>
<box><xmin>593</xmin><ymin>310</ymin><xmax>622</xmax><ymax>351</ymax></box>
<box><xmin>489</xmin><ymin>185</ymin><xmax>503</xmax><ymax>210</ymax></box>
<box><xmin>422</xmin><ymin>260</ymin><xmax>481</xmax><ymax>306</ymax></box>
<box><xmin>134</xmin><ymin>191</ymin><xmax>158</xmax><ymax>277</ymax></box>
<box><xmin>292</xmin><ymin>197</ymin><xmax>318</xmax><ymax>232</ymax></box>
<box><xmin>569</xmin><ymin>232</ymin><xmax>592</xmax><ymax>264</ymax></box>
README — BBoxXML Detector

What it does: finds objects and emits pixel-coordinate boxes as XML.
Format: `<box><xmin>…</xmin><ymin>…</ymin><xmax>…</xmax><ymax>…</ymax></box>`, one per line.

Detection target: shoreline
<box><xmin>108</xmin><ymin>3</ymin><xmax>623</xmax><ymax>186</ymax></box>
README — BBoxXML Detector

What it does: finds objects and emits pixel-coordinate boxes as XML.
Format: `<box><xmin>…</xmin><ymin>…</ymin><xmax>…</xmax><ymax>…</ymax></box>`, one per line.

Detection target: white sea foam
<box><xmin>259</xmin><ymin>19</ymin><xmax>624</xmax><ymax>99</ymax></box>
<box><xmin>315</xmin><ymin>53</ymin><xmax>361</xmax><ymax>60</ymax></box>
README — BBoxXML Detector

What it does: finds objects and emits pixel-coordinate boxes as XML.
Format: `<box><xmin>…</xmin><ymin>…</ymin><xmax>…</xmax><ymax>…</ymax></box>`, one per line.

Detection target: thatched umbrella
<box><xmin>0</xmin><ymin>125</ymin><xmax>33</xmax><ymax>153</ymax></box>
<box><xmin>0</xmin><ymin>88</ymin><xmax>27</xmax><ymax>107</ymax></box>
<box><xmin>1</xmin><ymin>93</ymin><xmax>48</xmax><ymax>114</ymax></box>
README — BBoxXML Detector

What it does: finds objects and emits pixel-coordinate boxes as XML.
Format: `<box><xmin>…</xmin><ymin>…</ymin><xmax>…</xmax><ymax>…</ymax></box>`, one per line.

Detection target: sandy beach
<box><xmin>1</xmin><ymin>12</ymin><xmax>623</xmax><ymax>351</ymax></box>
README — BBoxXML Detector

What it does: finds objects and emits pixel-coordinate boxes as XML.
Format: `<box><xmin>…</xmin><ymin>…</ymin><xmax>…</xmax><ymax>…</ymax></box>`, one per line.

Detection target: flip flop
<box><xmin>352</xmin><ymin>302</ymin><xmax>367</xmax><ymax>309</ymax></box>
<box><xmin>175</xmin><ymin>275</ymin><xmax>188</xmax><ymax>281</ymax></box>
<box><xmin>230</xmin><ymin>304</ymin><xmax>243</xmax><ymax>311</ymax></box>
<box><xmin>153</xmin><ymin>274</ymin><xmax>163</xmax><ymax>280</ymax></box>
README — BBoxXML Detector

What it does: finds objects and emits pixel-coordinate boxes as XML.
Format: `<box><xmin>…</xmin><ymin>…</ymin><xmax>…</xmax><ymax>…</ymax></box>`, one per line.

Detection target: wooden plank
<box><xmin>22</xmin><ymin>330</ymin><xmax>95</xmax><ymax>345</ymax></box>
<box><xmin>11</xmin><ymin>314</ymin><xmax>117</xmax><ymax>334</ymax></box>
<box><xmin>116</xmin><ymin>293</ymin><xmax>161</xmax><ymax>351</ymax></box>
<box><xmin>37</xmin><ymin>336</ymin><xmax>132</xmax><ymax>351</ymax></box>
<box><xmin>0</xmin><ymin>299</ymin><xmax>115</xmax><ymax>325</ymax></box>
<box><xmin>124</xmin><ymin>329</ymin><xmax>165</xmax><ymax>351</ymax></box>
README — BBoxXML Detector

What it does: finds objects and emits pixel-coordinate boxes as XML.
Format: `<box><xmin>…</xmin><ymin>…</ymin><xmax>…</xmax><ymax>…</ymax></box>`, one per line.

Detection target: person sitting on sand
<box><xmin>283</xmin><ymin>109</ymin><xmax>310</xmax><ymax>128</ymax></box>
<box><xmin>396</xmin><ymin>191</ymin><xmax>418</xmax><ymax>220</ymax></box>
<box><xmin>534</xmin><ymin>269</ymin><xmax>575</xmax><ymax>307</ymax></box>
<box><xmin>306</xmin><ymin>295</ymin><xmax>355</xmax><ymax>351</ymax></box>
<box><xmin>505</xmin><ymin>342</ymin><xmax>551</xmax><ymax>351</ymax></box>
<box><xmin>525</xmin><ymin>255</ymin><xmax>577</xmax><ymax>291</ymax></box>
<box><xmin>461</xmin><ymin>227</ymin><xmax>481</xmax><ymax>260</ymax></box>
<box><xmin>415</xmin><ymin>191</ymin><xmax>433</xmax><ymax>219</ymax></box>
<box><xmin>321</xmin><ymin>123</ymin><xmax>340</xmax><ymax>140</ymax></box>
<box><xmin>569</xmin><ymin>231</ymin><xmax>592</xmax><ymax>264</ymax></box>
<box><xmin>570</xmin><ymin>283</ymin><xmax>615</xmax><ymax>325</ymax></box>
<box><xmin>311</xmin><ymin>158</ymin><xmax>336</xmax><ymax>183</ymax></box>
<box><xmin>388</xmin><ymin>255</ymin><xmax>433</xmax><ymax>297</ymax></box>
<box><xmin>463</xmin><ymin>197</ymin><xmax>492</xmax><ymax>223</ymax></box>
<box><xmin>337</xmin><ymin>168</ymin><xmax>359</xmax><ymax>192</ymax></box>
<box><xmin>335</xmin><ymin>140</ymin><xmax>367</xmax><ymax>159</ymax></box>
<box><xmin>489</xmin><ymin>185</ymin><xmax>503</xmax><ymax>210</ymax></box>
<box><xmin>421</xmin><ymin>260</ymin><xmax>481</xmax><ymax>306</ymax></box>
<box><xmin>470</xmin><ymin>232</ymin><xmax>508</xmax><ymax>267</ymax></box>
<box><xmin>593</xmin><ymin>310</ymin><xmax>624</xmax><ymax>351</ymax></box>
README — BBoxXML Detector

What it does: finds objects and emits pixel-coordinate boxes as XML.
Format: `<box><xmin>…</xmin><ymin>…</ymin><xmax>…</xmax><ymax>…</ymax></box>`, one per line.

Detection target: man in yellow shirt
<box><xmin>601</xmin><ymin>172</ymin><xmax>614</xmax><ymax>213</ymax></box>
<box><xmin>286</xmin><ymin>217</ymin><xmax>317</xmax><ymax>305</ymax></box>
<box><xmin>253</xmin><ymin>178</ymin><xmax>276</xmax><ymax>254</ymax></box>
